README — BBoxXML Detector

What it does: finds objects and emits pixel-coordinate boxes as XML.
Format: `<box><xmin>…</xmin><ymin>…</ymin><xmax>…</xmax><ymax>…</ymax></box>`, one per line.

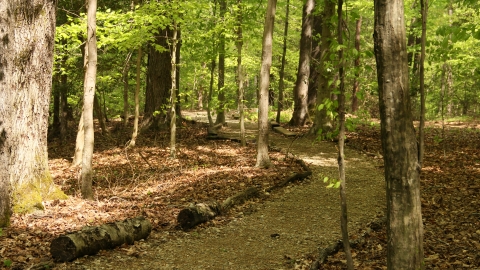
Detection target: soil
<box><xmin>54</xmin><ymin>112</ymin><xmax>386</xmax><ymax>270</ymax></box>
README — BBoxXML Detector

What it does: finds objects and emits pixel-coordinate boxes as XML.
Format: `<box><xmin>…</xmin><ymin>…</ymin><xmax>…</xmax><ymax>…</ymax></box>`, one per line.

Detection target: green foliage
<box><xmin>323</xmin><ymin>176</ymin><xmax>340</xmax><ymax>189</ymax></box>
<box><xmin>3</xmin><ymin>259</ymin><xmax>12</xmax><ymax>268</ymax></box>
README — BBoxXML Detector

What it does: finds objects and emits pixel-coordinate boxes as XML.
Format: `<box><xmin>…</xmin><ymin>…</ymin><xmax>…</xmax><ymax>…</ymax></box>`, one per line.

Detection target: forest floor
<box><xmin>0</xmin><ymin>112</ymin><xmax>479</xmax><ymax>269</ymax></box>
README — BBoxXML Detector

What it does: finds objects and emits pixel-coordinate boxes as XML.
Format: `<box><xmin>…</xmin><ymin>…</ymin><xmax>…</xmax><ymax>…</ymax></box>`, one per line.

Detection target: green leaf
<box><xmin>323</xmin><ymin>176</ymin><xmax>329</xmax><ymax>183</ymax></box>
<box><xmin>334</xmin><ymin>182</ymin><xmax>341</xmax><ymax>188</ymax></box>
<box><xmin>4</xmin><ymin>259</ymin><xmax>12</xmax><ymax>267</ymax></box>
<box><xmin>326</xmin><ymin>183</ymin><xmax>334</xmax><ymax>188</ymax></box>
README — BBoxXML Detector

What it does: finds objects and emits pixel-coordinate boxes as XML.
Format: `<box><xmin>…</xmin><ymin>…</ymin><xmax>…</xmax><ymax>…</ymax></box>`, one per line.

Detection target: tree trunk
<box><xmin>336</xmin><ymin>1</ymin><xmax>353</xmax><ymax>269</ymax></box>
<box><xmin>123</xmin><ymin>52</ymin><xmax>132</xmax><ymax>128</ymax></box>
<box><xmin>175</xmin><ymin>29</ymin><xmax>182</xmax><ymax>119</ymax></box>
<box><xmin>93</xmin><ymin>93</ymin><xmax>107</xmax><ymax>134</ymax></box>
<box><xmin>256</xmin><ymin>0</ymin><xmax>277</xmax><ymax>168</ymax></box>
<box><xmin>307</xmin><ymin>9</ymin><xmax>322</xmax><ymax>112</ymax></box>
<box><xmin>81</xmin><ymin>0</ymin><xmax>98</xmax><ymax>200</ymax></box>
<box><xmin>351</xmin><ymin>17</ymin><xmax>362</xmax><ymax>113</ymax></box>
<box><xmin>52</xmin><ymin>81</ymin><xmax>61</xmax><ymax>136</ymax></box>
<box><xmin>215</xmin><ymin>0</ymin><xmax>227</xmax><ymax>125</ymax></box>
<box><xmin>418</xmin><ymin>0</ymin><xmax>428</xmax><ymax>167</ymax></box>
<box><xmin>207</xmin><ymin>58</ymin><xmax>216</xmax><ymax>126</ymax></box>
<box><xmin>72</xmin><ymin>112</ymin><xmax>85</xmax><ymax>167</ymax></box>
<box><xmin>129</xmin><ymin>47</ymin><xmax>142</xmax><ymax>148</ymax></box>
<box><xmin>276</xmin><ymin>0</ymin><xmax>289</xmax><ymax>124</ymax></box>
<box><xmin>0</xmin><ymin>0</ymin><xmax>67</xmax><ymax>225</ymax></box>
<box><xmin>373</xmin><ymin>0</ymin><xmax>424</xmax><ymax>268</ymax></box>
<box><xmin>59</xmin><ymin>69</ymin><xmax>69</xmax><ymax>141</ymax></box>
<box><xmin>236</xmin><ymin>0</ymin><xmax>246</xmax><ymax>146</ymax></box>
<box><xmin>143</xmin><ymin>28</ymin><xmax>172</xmax><ymax>130</ymax></box>
<box><xmin>170</xmin><ymin>24</ymin><xmax>178</xmax><ymax>158</ymax></box>
<box><xmin>50</xmin><ymin>216</ymin><xmax>152</xmax><ymax>262</ymax></box>
<box><xmin>289</xmin><ymin>0</ymin><xmax>314</xmax><ymax>126</ymax></box>
<box><xmin>311</xmin><ymin>0</ymin><xmax>334</xmax><ymax>135</ymax></box>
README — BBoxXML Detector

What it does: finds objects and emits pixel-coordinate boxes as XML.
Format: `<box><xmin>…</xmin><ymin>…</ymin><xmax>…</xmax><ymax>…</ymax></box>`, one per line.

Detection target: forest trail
<box><xmin>64</xmin><ymin>112</ymin><xmax>386</xmax><ymax>270</ymax></box>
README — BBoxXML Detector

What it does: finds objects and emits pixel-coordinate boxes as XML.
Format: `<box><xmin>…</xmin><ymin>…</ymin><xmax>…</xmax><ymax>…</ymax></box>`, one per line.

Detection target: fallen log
<box><xmin>177</xmin><ymin>187</ymin><xmax>260</xmax><ymax>230</ymax></box>
<box><xmin>50</xmin><ymin>216</ymin><xmax>151</xmax><ymax>262</ymax></box>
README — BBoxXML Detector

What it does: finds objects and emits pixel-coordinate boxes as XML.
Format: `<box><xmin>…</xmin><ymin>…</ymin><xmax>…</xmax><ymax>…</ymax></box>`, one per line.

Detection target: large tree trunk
<box><xmin>289</xmin><ymin>0</ymin><xmax>314</xmax><ymax>126</ymax></box>
<box><xmin>0</xmin><ymin>0</ymin><xmax>67</xmax><ymax>226</ymax></box>
<box><xmin>276</xmin><ymin>0</ymin><xmax>290</xmax><ymax>123</ymax></box>
<box><xmin>373</xmin><ymin>0</ymin><xmax>424</xmax><ymax>268</ymax></box>
<box><xmin>256</xmin><ymin>0</ymin><xmax>277</xmax><ymax>168</ymax></box>
<box><xmin>307</xmin><ymin>9</ymin><xmax>322</xmax><ymax>112</ymax></box>
<box><xmin>215</xmin><ymin>0</ymin><xmax>227</xmax><ymax>125</ymax></box>
<box><xmin>81</xmin><ymin>0</ymin><xmax>98</xmax><ymax>200</ymax></box>
<box><xmin>50</xmin><ymin>216</ymin><xmax>152</xmax><ymax>262</ymax></box>
<box><xmin>311</xmin><ymin>0</ymin><xmax>335</xmax><ymax>135</ymax></box>
<box><xmin>143</xmin><ymin>28</ymin><xmax>172</xmax><ymax>130</ymax></box>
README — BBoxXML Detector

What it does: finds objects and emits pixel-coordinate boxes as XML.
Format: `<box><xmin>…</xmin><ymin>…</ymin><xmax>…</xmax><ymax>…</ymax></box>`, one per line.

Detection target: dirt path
<box><xmin>63</xmin><ymin>113</ymin><xmax>386</xmax><ymax>270</ymax></box>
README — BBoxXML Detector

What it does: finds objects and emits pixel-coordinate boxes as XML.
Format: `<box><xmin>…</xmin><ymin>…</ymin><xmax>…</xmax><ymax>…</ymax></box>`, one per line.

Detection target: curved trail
<box><xmin>67</xmin><ymin>113</ymin><xmax>385</xmax><ymax>270</ymax></box>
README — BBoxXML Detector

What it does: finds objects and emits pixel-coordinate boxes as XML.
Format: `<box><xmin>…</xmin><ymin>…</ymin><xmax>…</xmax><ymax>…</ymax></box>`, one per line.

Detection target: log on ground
<box><xmin>177</xmin><ymin>202</ymin><xmax>220</xmax><ymax>230</ymax></box>
<box><xmin>177</xmin><ymin>187</ymin><xmax>261</xmax><ymax>230</ymax></box>
<box><xmin>50</xmin><ymin>216</ymin><xmax>152</xmax><ymax>262</ymax></box>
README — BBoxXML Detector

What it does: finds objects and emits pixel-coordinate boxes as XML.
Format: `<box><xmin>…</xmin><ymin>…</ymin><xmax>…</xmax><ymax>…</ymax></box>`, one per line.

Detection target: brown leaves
<box><xmin>1</xmin><ymin>121</ymin><xmax>306</xmax><ymax>269</ymax></box>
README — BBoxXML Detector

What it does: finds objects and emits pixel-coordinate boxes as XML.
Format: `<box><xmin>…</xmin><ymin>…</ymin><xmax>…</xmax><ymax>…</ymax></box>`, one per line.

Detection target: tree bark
<box><xmin>289</xmin><ymin>0</ymin><xmax>314</xmax><ymax>126</ymax></box>
<box><xmin>128</xmin><ymin>47</ymin><xmax>142</xmax><ymax>148</ymax></box>
<box><xmin>336</xmin><ymin>1</ymin><xmax>353</xmax><ymax>269</ymax></box>
<box><xmin>50</xmin><ymin>216</ymin><xmax>152</xmax><ymax>262</ymax></box>
<box><xmin>81</xmin><ymin>0</ymin><xmax>98</xmax><ymax>200</ymax></box>
<box><xmin>418</xmin><ymin>0</ymin><xmax>428</xmax><ymax>167</ymax></box>
<box><xmin>236</xmin><ymin>0</ymin><xmax>246</xmax><ymax>146</ymax></box>
<box><xmin>170</xmin><ymin>23</ymin><xmax>178</xmax><ymax>158</ymax></box>
<box><xmin>0</xmin><ymin>0</ymin><xmax>68</xmax><ymax>225</ymax></box>
<box><xmin>143</xmin><ymin>28</ymin><xmax>172</xmax><ymax>130</ymax></box>
<box><xmin>256</xmin><ymin>0</ymin><xmax>277</xmax><ymax>168</ymax></box>
<box><xmin>123</xmin><ymin>52</ymin><xmax>132</xmax><ymax>128</ymax></box>
<box><xmin>311</xmin><ymin>0</ymin><xmax>335</xmax><ymax>135</ymax></box>
<box><xmin>373</xmin><ymin>0</ymin><xmax>424</xmax><ymax>268</ymax></box>
<box><xmin>276</xmin><ymin>0</ymin><xmax>289</xmax><ymax>124</ymax></box>
<box><xmin>351</xmin><ymin>17</ymin><xmax>362</xmax><ymax>113</ymax></box>
<box><xmin>93</xmin><ymin>93</ymin><xmax>106</xmax><ymax>134</ymax></box>
<box><xmin>215</xmin><ymin>0</ymin><xmax>227</xmax><ymax>125</ymax></box>
<box><xmin>307</xmin><ymin>9</ymin><xmax>322</xmax><ymax>112</ymax></box>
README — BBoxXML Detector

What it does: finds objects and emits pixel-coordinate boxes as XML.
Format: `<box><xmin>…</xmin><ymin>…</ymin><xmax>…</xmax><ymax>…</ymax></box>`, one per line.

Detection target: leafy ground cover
<box><xmin>0</xmin><ymin>119</ymin><xmax>307</xmax><ymax>269</ymax></box>
<box><xmin>312</xmin><ymin>120</ymin><xmax>480</xmax><ymax>269</ymax></box>
<box><xmin>1</xmin><ymin>117</ymin><xmax>479</xmax><ymax>269</ymax></box>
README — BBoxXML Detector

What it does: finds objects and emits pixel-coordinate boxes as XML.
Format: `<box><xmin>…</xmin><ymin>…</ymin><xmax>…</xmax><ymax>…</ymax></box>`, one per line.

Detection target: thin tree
<box><xmin>336</xmin><ymin>0</ymin><xmax>353</xmax><ymax>268</ymax></box>
<box><xmin>419</xmin><ymin>0</ymin><xmax>428</xmax><ymax>166</ymax></box>
<box><xmin>215</xmin><ymin>0</ymin><xmax>227</xmax><ymax>125</ymax></box>
<box><xmin>128</xmin><ymin>47</ymin><xmax>142</xmax><ymax>148</ymax></box>
<box><xmin>81</xmin><ymin>0</ymin><xmax>98</xmax><ymax>200</ymax></box>
<box><xmin>0</xmin><ymin>0</ymin><xmax>67</xmax><ymax>226</ymax></box>
<box><xmin>123</xmin><ymin>52</ymin><xmax>133</xmax><ymax>128</ymax></box>
<box><xmin>351</xmin><ymin>17</ymin><xmax>362</xmax><ymax>113</ymax></box>
<box><xmin>289</xmin><ymin>0</ymin><xmax>314</xmax><ymax>126</ymax></box>
<box><xmin>236</xmin><ymin>0</ymin><xmax>246</xmax><ymax>146</ymax></box>
<box><xmin>256</xmin><ymin>0</ymin><xmax>277</xmax><ymax>168</ymax></box>
<box><xmin>373</xmin><ymin>0</ymin><xmax>424</xmax><ymax>268</ymax></box>
<box><xmin>276</xmin><ymin>0</ymin><xmax>290</xmax><ymax>123</ymax></box>
<box><xmin>170</xmin><ymin>23</ymin><xmax>178</xmax><ymax>158</ymax></box>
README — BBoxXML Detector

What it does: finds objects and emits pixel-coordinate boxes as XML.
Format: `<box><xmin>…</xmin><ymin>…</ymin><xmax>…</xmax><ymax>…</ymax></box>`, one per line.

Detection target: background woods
<box><xmin>0</xmin><ymin>0</ymin><xmax>479</xmax><ymax>269</ymax></box>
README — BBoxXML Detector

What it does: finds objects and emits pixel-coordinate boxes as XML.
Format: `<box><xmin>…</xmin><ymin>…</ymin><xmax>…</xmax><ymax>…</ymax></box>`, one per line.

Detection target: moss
<box><xmin>12</xmin><ymin>171</ymin><xmax>67</xmax><ymax>214</ymax></box>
